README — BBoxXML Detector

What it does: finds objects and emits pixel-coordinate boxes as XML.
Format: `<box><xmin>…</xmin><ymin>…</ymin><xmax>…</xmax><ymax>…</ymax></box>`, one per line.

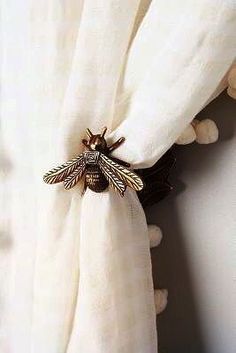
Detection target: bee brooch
<box><xmin>43</xmin><ymin>127</ymin><xmax>144</xmax><ymax>196</ymax></box>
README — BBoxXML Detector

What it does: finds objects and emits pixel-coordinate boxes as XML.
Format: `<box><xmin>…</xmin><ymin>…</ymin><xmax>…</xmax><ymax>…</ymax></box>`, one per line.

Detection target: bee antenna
<box><xmin>101</xmin><ymin>127</ymin><xmax>107</xmax><ymax>137</ymax></box>
<box><xmin>86</xmin><ymin>128</ymin><xmax>93</xmax><ymax>138</ymax></box>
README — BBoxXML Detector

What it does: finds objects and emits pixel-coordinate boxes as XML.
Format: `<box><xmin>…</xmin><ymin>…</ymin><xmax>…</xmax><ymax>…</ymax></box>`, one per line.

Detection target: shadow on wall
<box><xmin>146</xmin><ymin>91</ymin><xmax>236</xmax><ymax>353</ymax></box>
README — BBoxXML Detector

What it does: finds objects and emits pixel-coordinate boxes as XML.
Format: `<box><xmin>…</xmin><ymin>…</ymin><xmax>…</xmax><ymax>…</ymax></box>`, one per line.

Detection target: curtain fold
<box><xmin>111</xmin><ymin>0</ymin><xmax>236</xmax><ymax>167</ymax></box>
<box><xmin>31</xmin><ymin>1</ymin><xmax>144</xmax><ymax>352</ymax></box>
<box><xmin>67</xmin><ymin>190</ymin><xmax>156</xmax><ymax>353</ymax></box>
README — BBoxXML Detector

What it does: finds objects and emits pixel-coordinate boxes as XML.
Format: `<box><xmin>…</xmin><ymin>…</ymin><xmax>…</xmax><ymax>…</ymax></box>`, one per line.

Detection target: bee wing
<box><xmin>43</xmin><ymin>154</ymin><xmax>84</xmax><ymax>184</ymax></box>
<box><xmin>63</xmin><ymin>160</ymin><xmax>86</xmax><ymax>190</ymax></box>
<box><xmin>99</xmin><ymin>154</ymin><xmax>144</xmax><ymax>192</ymax></box>
<box><xmin>98</xmin><ymin>157</ymin><xmax>126</xmax><ymax>196</ymax></box>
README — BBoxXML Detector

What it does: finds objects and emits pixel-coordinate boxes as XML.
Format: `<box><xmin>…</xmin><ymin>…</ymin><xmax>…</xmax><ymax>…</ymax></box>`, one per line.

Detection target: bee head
<box><xmin>89</xmin><ymin>134</ymin><xmax>107</xmax><ymax>151</ymax></box>
<box><xmin>83</xmin><ymin>127</ymin><xmax>108</xmax><ymax>151</ymax></box>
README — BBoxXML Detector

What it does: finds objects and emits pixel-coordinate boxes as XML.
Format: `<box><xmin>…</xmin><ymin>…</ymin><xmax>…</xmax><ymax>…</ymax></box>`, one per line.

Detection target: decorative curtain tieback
<box><xmin>43</xmin><ymin>127</ymin><xmax>144</xmax><ymax>196</ymax></box>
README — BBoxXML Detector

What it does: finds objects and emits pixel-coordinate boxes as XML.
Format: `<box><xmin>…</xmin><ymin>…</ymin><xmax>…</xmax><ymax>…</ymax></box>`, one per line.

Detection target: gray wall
<box><xmin>147</xmin><ymin>92</ymin><xmax>236</xmax><ymax>353</ymax></box>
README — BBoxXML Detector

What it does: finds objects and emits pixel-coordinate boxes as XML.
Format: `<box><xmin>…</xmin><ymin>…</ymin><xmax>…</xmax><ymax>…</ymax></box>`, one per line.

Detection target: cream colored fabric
<box><xmin>0</xmin><ymin>1</ymin><xmax>235</xmax><ymax>353</ymax></box>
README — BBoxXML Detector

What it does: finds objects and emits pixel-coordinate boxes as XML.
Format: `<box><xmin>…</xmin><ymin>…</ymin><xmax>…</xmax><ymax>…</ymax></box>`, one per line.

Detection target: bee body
<box><xmin>85</xmin><ymin>166</ymin><xmax>109</xmax><ymax>193</ymax></box>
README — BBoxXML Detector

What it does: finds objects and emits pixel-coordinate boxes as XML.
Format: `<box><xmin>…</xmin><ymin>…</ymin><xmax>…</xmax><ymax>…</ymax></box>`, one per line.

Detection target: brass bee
<box><xmin>43</xmin><ymin>127</ymin><xmax>143</xmax><ymax>196</ymax></box>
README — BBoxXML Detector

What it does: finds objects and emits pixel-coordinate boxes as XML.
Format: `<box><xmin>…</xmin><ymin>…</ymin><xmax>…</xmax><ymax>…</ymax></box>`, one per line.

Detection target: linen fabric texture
<box><xmin>0</xmin><ymin>1</ymin><xmax>235</xmax><ymax>352</ymax></box>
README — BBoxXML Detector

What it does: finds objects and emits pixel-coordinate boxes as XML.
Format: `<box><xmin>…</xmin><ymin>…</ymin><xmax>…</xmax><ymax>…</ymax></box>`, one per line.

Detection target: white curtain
<box><xmin>0</xmin><ymin>1</ymin><xmax>235</xmax><ymax>352</ymax></box>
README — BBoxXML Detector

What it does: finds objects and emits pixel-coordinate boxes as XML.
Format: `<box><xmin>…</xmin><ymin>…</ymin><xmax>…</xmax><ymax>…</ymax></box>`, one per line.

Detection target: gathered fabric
<box><xmin>0</xmin><ymin>1</ymin><xmax>235</xmax><ymax>352</ymax></box>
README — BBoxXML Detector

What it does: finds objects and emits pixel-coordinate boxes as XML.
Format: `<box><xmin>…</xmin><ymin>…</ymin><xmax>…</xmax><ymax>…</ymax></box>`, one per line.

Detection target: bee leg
<box><xmin>82</xmin><ymin>139</ymin><xmax>89</xmax><ymax>148</ymax></box>
<box><xmin>108</xmin><ymin>137</ymin><xmax>125</xmax><ymax>153</ymax></box>
<box><xmin>110</xmin><ymin>156</ymin><xmax>130</xmax><ymax>168</ymax></box>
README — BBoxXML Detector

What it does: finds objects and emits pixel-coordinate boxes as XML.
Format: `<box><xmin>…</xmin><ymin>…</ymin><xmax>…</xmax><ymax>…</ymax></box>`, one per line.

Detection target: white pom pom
<box><xmin>191</xmin><ymin>118</ymin><xmax>200</xmax><ymax>128</ymax></box>
<box><xmin>148</xmin><ymin>225</ymin><xmax>163</xmax><ymax>248</ymax></box>
<box><xmin>228</xmin><ymin>66</ymin><xmax>236</xmax><ymax>89</ymax></box>
<box><xmin>176</xmin><ymin>124</ymin><xmax>196</xmax><ymax>145</ymax></box>
<box><xmin>227</xmin><ymin>86</ymin><xmax>236</xmax><ymax>100</ymax></box>
<box><xmin>154</xmin><ymin>289</ymin><xmax>168</xmax><ymax>314</ymax></box>
<box><xmin>195</xmin><ymin>119</ymin><xmax>219</xmax><ymax>144</ymax></box>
